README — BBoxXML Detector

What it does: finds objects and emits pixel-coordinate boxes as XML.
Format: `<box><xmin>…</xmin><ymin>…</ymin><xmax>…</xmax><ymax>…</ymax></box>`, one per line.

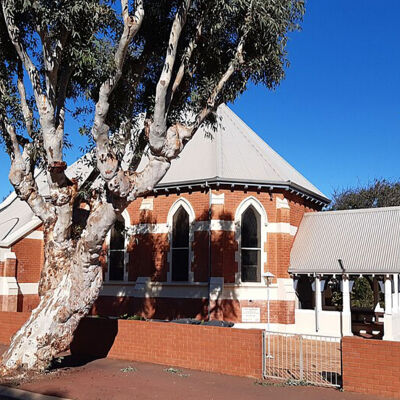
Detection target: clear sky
<box><xmin>1</xmin><ymin>0</ymin><xmax>399</xmax><ymax>201</ymax></box>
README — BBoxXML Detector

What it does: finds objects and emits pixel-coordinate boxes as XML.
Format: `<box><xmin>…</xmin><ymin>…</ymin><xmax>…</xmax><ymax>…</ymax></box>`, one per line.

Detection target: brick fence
<box><xmin>342</xmin><ymin>336</ymin><xmax>400</xmax><ymax>399</ymax></box>
<box><xmin>0</xmin><ymin>312</ymin><xmax>30</xmax><ymax>345</ymax></box>
<box><xmin>71</xmin><ymin>317</ymin><xmax>263</xmax><ymax>379</ymax></box>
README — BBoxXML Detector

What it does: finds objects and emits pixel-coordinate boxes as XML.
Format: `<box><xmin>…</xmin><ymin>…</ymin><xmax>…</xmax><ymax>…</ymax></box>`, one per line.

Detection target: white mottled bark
<box><xmin>1</xmin><ymin>201</ymin><xmax>117</xmax><ymax>375</ymax></box>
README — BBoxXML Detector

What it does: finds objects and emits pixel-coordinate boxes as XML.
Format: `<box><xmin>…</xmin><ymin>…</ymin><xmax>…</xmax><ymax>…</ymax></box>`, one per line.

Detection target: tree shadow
<box><xmin>92</xmin><ymin>192</ymin><xmax>241</xmax><ymax>323</ymax></box>
<box><xmin>69</xmin><ymin>317</ymin><xmax>118</xmax><ymax>362</ymax></box>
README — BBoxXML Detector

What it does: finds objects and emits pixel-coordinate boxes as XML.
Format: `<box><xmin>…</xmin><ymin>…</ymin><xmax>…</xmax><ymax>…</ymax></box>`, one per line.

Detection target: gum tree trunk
<box><xmin>0</xmin><ymin>202</ymin><xmax>116</xmax><ymax>376</ymax></box>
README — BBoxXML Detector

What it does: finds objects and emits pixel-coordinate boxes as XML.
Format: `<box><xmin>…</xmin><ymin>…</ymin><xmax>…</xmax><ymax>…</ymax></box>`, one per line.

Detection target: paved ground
<box><xmin>0</xmin><ymin>345</ymin><xmax>388</xmax><ymax>400</ymax></box>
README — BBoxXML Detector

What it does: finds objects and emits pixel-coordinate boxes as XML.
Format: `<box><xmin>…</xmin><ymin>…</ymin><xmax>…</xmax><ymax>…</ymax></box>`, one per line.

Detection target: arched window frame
<box><xmin>105</xmin><ymin>209</ymin><xmax>131</xmax><ymax>282</ymax></box>
<box><xmin>234</xmin><ymin>196</ymin><xmax>268</xmax><ymax>285</ymax></box>
<box><xmin>167</xmin><ymin>198</ymin><xmax>195</xmax><ymax>283</ymax></box>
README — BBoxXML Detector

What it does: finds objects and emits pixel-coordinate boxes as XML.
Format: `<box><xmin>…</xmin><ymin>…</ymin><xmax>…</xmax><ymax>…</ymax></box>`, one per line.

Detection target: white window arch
<box><xmin>234</xmin><ymin>197</ymin><xmax>268</xmax><ymax>284</ymax></box>
<box><xmin>167</xmin><ymin>198</ymin><xmax>195</xmax><ymax>282</ymax></box>
<box><xmin>106</xmin><ymin>209</ymin><xmax>130</xmax><ymax>282</ymax></box>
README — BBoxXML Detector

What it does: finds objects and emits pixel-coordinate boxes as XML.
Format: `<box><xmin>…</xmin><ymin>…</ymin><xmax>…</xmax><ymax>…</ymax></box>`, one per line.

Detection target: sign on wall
<box><xmin>242</xmin><ymin>307</ymin><xmax>261</xmax><ymax>323</ymax></box>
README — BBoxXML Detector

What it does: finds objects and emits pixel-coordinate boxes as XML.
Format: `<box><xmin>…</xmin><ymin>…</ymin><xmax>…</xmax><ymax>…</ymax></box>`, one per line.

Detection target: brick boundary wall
<box><xmin>71</xmin><ymin>317</ymin><xmax>263</xmax><ymax>379</ymax></box>
<box><xmin>342</xmin><ymin>336</ymin><xmax>400</xmax><ymax>399</ymax></box>
<box><xmin>0</xmin><ymin>312</ymin><xmax>30</xmax><ymax>345</ymax></box>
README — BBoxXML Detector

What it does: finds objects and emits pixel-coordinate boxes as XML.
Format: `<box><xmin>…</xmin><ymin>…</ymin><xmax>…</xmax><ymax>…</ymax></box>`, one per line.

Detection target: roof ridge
<box><xmin>219</xmin><ymin>105</ymin><xmax>285</xmax><ymax>181</ymax></box>
<box><xmin>304</xmin><ymin>205</ymin><xmax>400</xmax><ymax>217</ymax></box>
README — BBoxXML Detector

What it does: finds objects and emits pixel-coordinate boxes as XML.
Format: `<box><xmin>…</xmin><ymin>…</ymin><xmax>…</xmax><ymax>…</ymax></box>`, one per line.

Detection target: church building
<box><xmin>1</xmin><ymin>105</ymin><xmax>399</xmax><ymax>340</ymax></box>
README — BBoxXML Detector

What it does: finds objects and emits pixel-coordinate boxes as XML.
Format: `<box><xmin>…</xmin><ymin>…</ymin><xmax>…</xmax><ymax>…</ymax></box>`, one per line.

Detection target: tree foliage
<box><xmin>329</xmin><ymin>179</ymin><xmax>400</xmax><ymax>211</ymax></box>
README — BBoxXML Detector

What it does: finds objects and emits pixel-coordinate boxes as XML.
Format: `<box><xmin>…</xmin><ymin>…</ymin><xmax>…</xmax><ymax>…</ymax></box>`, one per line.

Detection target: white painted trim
<box><xmin>129</xmin><ymin>223</ymin><xmax>169</xmax><ymax>235</ymax></box>
<box><xmin>234</xmin><ymin>196</ymin><xmax>268</xmax><ymax>284</ymax></box>
<box><xmin>0</xmin><ymin>251</ymin><xmax>16</xmax><ymax>262</ymax></box>
<box><xmin>0</xmin><ymin>218</ymin><xmax>42</xmax><ymax>247</ymax></box>
<box><xmin>25</xmin><ymin>230</ymin><xmax>44</xmax><ymax>240</ymax></box>
<box><xmin>100</xmin><ymin>281</ymin><xmax>209</xmax><ymax>298</ymax></box>
<box><xmin>267</xmin><ymin>222</ymin><xmax>298</xmax><ymax>236</ymax></box>
<box><xmin>167</xmin><ymin>198</ymin><xmax>195</xmax><ymax>283</ymax></box>
<box><xmin>210</xmin><ymin>192</ymin><xmax>225</xmax><ymax>205</ymax></box>
<box><xmin>99</xmin><ymin>281</ymin><xmax>280</xmax><ymax>301</ymax></box>
<box><xmin>210</xmin><ymin>220</ymin><xmax>235</xmax><ymax>231</ymax></box>
<box><xmin>140</xmin><ymin>197</ymin><xmax>154</xmax><ymax>210</ymax></box>
<box><xmin>276</xmin><ymin>197</ymin><xmax>290</xmax><ymax>209</ymax></box>
<box><xmin>126</xmin><ymin>220</ymin><xmax>297</xmax><ymax>235</ymax></box>
<box><xmin>0</xmin><ymin>277</ymin><xmax>19</xmax><ymax>296</ymax></box>
<box><xmin>18</xmin><ymin>282</ymin><xmax>39</xmax><ymax>295</ymax></box>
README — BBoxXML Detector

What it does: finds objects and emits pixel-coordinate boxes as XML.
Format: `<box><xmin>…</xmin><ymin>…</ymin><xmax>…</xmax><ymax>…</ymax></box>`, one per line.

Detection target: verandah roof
<box><xmin>289</xmin><ymin>206</ymin><xmax>400</xmax><ymax>275</ymax></box>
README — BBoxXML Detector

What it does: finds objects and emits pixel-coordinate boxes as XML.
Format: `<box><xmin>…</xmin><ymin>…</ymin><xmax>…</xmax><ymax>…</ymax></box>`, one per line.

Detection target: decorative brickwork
<box><xmin>71</xmin><ymin>317</ymin><xmax>263</xmax><ymax>379</ymax></box>
<box><xmin>342</xmin><ymin>336</ymin><xmax>400</xmax><ymax>399</ymax></box>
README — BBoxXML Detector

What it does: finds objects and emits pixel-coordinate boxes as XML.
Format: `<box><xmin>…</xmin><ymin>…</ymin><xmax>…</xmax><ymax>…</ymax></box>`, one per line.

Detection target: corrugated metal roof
<box><xmin>140</xmin><ymin>104</ymin><xmax>327</xmax><ymax>200</ymax></box>
<box><xmin>0</xmin><ymin>105</ymin><xmax>327</xmax><ymax>245</ymax></box>
<box><xmin>289</xmin><ymin>206</ymin><xmax>400</xmax><ymax>274</ymax></box>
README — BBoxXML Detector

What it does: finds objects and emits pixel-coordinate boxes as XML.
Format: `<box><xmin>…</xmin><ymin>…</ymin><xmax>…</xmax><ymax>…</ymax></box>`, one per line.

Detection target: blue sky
<box><xmin>1</xmin><ymin>0</ymin><xmax>399</xmax><ymax>200</ymax></box>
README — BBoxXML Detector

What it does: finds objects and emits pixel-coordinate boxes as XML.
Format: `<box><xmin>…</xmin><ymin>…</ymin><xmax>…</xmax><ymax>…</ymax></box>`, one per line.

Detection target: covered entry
<box><xmin>289</xmin><ymin>206</ymin><xmax>400</xmax><ymax>340</ymax></box>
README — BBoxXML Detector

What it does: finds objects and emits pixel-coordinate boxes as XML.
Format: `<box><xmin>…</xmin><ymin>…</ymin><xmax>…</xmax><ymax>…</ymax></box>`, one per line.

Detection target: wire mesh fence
<box><xmin>263</xmin><ymin>331</ymin><xmax>342</xmax><ymax>387</ymax></box>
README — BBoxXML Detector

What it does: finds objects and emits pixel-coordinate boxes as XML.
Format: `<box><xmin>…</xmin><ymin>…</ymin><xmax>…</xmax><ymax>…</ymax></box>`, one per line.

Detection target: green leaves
<box><xmin>330</xmin><ymin>179</ymin><xmax>400</xmax><ymax>210</ymax></box>
<box><xmin>0</xmin><ymin>0</ymin><xmax>304</xmax><ymax>165</ymax></box>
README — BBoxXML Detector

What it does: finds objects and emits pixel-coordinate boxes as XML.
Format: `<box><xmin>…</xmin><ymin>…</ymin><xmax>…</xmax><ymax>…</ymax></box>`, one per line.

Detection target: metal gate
<box><xmin>262</xmin><ymin>331</ymin><xmax>342</xmax><ymax>387</ymax></box>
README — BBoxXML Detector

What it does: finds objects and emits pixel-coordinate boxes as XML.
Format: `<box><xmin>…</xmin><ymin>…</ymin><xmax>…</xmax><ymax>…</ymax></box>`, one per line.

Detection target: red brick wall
<box><xmin>0</xmin><ymin>312</ymin><xmax>30</xmax><ymax>345</ymax></box>
<box><xmin>18</xmin><ymin>294</ymin><xmax>40</xmax><ymax>312</ymax></box>
<box><xmin>71</xmin><ymin>317</ymin><xmax>263</xmax><ymax>379</ymax></box>
<box><xmin>342</xmin><ymin>336</ymin><xmax>400</xmax><ymax>399</ymax></box>
<box><xmin>12</xmin><ymin>237</ymin><xmax>44</xmax><ymax>283</ymax></box>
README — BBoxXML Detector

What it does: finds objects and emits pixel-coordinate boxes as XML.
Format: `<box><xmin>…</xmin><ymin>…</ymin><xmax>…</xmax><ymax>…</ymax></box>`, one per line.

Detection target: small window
<box><xmin>109</xmin><ymin>218</ymin><xmax>125</xmax><ymax>281</ymax></box>
<box><xmin>241</xmin><ymin>206</ymin><xmax>261</xmax><ymax>282</ymax></box>
<box><xmin>171</xmin><ymin>206</ymin><xmax>190</xmax><ymax>281</ymax></box>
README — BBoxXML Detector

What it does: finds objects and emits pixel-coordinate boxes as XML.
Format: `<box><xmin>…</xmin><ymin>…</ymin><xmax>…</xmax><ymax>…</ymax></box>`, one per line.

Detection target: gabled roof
<box><xmin>0</xmin><ymin>105</ymin><xmax>327</xmax><ymax>247</ymax></box>
<box><xmin>147</xmin><ymin>104</ymin><xmax>328</xmax><ymax>201</ymax></box>
<box><xmin>289</xmin><ymin>206</ymin><xmax>400</xmax><ymax>274</ymax></box>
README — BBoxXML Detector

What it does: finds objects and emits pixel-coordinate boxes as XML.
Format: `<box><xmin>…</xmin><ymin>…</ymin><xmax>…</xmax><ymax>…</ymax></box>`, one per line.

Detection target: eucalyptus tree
<box><xmin>0</xmin><ymin>0</ymin><xmax>304</xmax><ymax>375</ymax></box>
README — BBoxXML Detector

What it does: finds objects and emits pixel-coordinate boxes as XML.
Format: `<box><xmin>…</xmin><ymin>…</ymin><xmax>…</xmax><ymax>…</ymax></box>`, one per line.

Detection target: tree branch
<box><xmin>165</xmin><ymin>16</ymin><xmax>203</xmax><ymax>114</ymax></box>
<box><xmin>0</xmin><ymin>116</ymin><xmax>55</xmax><ymax>223</ymax></box>
<box><xmin>149</xmin><ymin>0</ymin><xmax>192</xmax><ymax>153</ymax></box>
<box><xmin>16</xmin><ymin>62</ymin><xmax>33</xmax><ymax>138</ymax></box>
<box><xmin>192</xmin><ymin>35</ymin><xmax>246</xmax><ymax>133</ymax></box>
<box><xmin>92</xmin><ymin>0</ymin><xmax>144</xmax><ymax>182</ymax></box>
<box><xmin>2</xmin><ymin>1</ymin><xmax>63</xmax><ymax>165</ymax></box>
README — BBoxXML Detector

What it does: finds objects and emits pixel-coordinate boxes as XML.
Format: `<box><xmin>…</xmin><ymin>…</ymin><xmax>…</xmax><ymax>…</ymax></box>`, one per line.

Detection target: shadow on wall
<box><xmin>69</xmin><ymin>317</ymin><xmax>118</xmax><ymax>361</ymax></box>
<box><xmin>93</xmin><ymin>200</ymin><xmax>241</xmax><ymax>323</ymax></box>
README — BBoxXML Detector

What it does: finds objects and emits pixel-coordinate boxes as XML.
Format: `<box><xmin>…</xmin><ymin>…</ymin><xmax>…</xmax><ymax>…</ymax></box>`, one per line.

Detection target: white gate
<box><xmin>262</xmin><ymin>331</ymin><xmax>342</xmax><ymax>387</ymax></box>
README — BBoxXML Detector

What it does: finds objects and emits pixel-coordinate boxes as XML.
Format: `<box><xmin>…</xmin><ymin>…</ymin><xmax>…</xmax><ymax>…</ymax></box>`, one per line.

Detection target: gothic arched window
<box><xmin>171</xmin><ymin>206</ymin><xmax>190</xmax><ymax>281</ymax></box>
<box><xmin>109</xmin><ymin>217</ymin><xmax>125</xmax><ymax>281</ymax></box>
<box><xmin>241</xmin><ymin>206</ymin><xmax>261</xmax><ymax>282</ymax></box>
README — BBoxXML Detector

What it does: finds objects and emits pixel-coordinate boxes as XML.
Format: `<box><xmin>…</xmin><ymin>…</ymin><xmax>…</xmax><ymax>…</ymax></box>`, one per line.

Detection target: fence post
<box><xmin>299</xmin><ymin>335</ymin><xmax>304</xmax><ymax>381</ymax></box>
<box><xmin>262</xmin><ymin>330</ymin><xmax>266</xmax><ymax>378</ymax></box>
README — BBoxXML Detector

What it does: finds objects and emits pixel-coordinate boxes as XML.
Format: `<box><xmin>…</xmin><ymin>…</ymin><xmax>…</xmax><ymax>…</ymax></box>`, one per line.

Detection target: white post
<box><xmin>385</xmin><ymin>275</ymin><xmax>392</xmax><ymax>315</ymax></box>
<box><xmin>315</xmin><ymin>276</ymin><xmax>321</xmax><ymax>332</ymax></box>
<box><xmin>267</xmin><ymin>279</ymin><xmax>271</xmax><ymax>357</ymax></box>
<box><xmin>383</xmin><ymin>275</ymin><xmax>393</xmax><ymax>341</ymax></box>
<box><xmin>341</xmin><ymin>275</ymin><xmax>352</xmax><ymax>336</ymax></box>
<box><xmin>393</xmin><ymin>273</ymin><xmax>399</xmax><ymax>314</ymax></box>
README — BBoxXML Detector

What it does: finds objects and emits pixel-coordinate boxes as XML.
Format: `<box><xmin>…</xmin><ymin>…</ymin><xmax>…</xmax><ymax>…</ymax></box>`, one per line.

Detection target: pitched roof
<box><xmin>289</xmin><ymin>206</ymin><xmax>400</xmax><ymax>274</ymax></box>
<box><xmin>0</xmin><ymin>105</ymin><xmax>327</xmax><ymax>246</ymax></box>
<box><xmin>140</xmin><ymin>104</ymin><xmax>327</xmax><ymax>201</ymax></box>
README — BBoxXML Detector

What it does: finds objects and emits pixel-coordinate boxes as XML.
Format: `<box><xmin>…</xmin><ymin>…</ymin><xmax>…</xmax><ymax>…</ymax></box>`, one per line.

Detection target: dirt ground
<box><xmin>0</xmin><ymin>345</ymin><xmax>387</xmax><ymax>400</ymax></box>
